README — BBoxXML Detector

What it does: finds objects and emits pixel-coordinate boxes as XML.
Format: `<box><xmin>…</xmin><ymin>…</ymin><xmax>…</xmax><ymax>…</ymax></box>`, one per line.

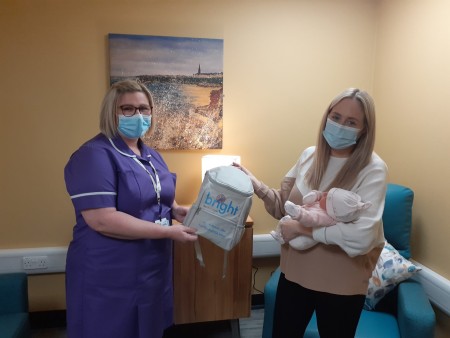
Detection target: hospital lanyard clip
<box><xmin>132</xmin><ymin>157</ymin><xmax>163</xmax><ymax>220</ymax></box>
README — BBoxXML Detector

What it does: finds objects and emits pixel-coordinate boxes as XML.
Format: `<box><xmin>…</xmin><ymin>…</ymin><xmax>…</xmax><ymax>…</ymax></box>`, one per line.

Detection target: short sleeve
<box><xmin>64</xmin><ymin>144</ymin><xmax>117</xmax><ymax>211</ymax></box>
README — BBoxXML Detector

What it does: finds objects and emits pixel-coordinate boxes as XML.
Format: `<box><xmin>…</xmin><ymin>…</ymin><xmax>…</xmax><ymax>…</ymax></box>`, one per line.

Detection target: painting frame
<box><xmin>109</xmin><ymin>33</ymin><xmax>224</xmax><ymax>150</ymax></box>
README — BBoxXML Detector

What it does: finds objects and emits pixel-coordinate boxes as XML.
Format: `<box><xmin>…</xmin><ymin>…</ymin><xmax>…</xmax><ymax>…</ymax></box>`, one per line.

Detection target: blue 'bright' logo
<box><xmin>205</xmin><ymin>192</ymin><xmax>239</xmax><ymax>215</ymax></box>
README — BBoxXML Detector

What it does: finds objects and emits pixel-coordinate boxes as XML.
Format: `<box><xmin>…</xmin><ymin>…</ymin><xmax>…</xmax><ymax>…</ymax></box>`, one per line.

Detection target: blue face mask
<box><xmin>118</xmin><ymin>114</ymin><xmax>151</xmax><ymax>139</ymax></box>
<box><xmin>322</xmin><ymin>118</ymin><xmax>360</xmax><ymax>150</ymax></box>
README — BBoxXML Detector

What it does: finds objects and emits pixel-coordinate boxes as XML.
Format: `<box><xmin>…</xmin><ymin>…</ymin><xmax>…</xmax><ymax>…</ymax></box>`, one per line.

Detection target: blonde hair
<box><xmin>99</xmin><ymin>79</ymin><xmax>155</xmax><ymax>138</ymax></box>
<box><xmin>305</xmin><ymin>88</ymin><xmax>376</xmax><ymax>190</ymax></box>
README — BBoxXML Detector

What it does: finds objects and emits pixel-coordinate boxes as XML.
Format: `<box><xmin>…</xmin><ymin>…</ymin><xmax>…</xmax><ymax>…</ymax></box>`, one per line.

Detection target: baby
<box><xmin>271</xmin><ymin>188</ymin><xmax>372</xmax><ymax>250</ymax></box>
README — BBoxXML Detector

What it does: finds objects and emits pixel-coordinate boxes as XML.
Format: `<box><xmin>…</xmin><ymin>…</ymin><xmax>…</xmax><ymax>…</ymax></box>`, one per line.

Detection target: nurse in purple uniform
<box><xmin>64</xmin><ymin>80</ymin><xmax>198</xmax><ymax>338</ymax></box>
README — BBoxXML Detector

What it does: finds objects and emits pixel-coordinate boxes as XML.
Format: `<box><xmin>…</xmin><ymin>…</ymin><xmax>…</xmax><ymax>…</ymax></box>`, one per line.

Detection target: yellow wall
<box><xmin>1</xmin><ymin>0</ymin><xmax>449</xmax><ymax>334</ymax></box>
<box><xmin>374</xmin><ymin>1</ymin><xmax>450</xmax><ymax>336</ymax></box>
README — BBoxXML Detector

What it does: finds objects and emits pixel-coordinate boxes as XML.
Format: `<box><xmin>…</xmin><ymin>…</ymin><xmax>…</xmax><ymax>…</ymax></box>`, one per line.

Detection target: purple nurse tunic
<box><xmin>64</xmin><ymin>134</ymin><xmax>176</xmax><ymax>338</ymax></box>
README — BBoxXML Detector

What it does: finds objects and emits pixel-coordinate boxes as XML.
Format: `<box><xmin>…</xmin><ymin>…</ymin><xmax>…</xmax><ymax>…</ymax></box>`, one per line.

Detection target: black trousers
<box><xmin>272</xmin><ymin>273</ymin><xmax>365</xmax><ymax>338</ymax></box>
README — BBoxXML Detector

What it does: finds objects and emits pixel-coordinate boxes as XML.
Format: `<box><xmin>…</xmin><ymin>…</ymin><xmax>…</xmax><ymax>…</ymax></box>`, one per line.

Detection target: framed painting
<box><xmin>109</xmin><ymin>33</ymin><xmax>224</xmax><ymax>150</ymax></box>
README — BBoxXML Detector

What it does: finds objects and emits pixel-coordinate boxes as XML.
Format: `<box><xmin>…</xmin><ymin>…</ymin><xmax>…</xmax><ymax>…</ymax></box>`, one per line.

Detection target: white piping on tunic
<box><xmin>71</xmin><ymin>191</ymin><xmax>117</xmax><ymax>199</ymax></box>
<box><xmin>108</xmin><ymin>138</ymin><xmax>136</xmax><ymax>158</ymax></box>
<box><xmin>70</xmin><ymin>139</ymin><xmax>131</xmax><ymax>200</ymax></box>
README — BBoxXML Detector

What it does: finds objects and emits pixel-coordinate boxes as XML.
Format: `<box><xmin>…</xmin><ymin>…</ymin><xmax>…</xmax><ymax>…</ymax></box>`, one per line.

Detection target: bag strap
<box><xmin>194</xmin><ymin>240</ymin><xmax>229</xmax><ymax>279</ymax></box>
<box><xmin>222</xmin><ymin>252</ymin><xmax>228</xmax><ymax>279</ymax></box>
<box><xmin>194</xmin><ymin>240</ymin><xmax>205</xmax><ymax>267</ymax></box>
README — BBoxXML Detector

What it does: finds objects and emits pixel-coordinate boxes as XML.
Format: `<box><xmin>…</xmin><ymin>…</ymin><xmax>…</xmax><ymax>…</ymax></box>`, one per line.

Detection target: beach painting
<box><xmin>109</xmin><ymin>33</ymin><xmax>224</xmax><ymax>150</ymax></box>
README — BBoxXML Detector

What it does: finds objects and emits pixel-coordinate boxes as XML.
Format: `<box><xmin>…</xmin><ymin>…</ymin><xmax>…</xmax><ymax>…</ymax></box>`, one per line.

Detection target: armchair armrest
<box><xmin>397</xmin><ymin>279</ymin><xmax>435</xmax><ymax>338</ymax></box>
<box><xmin>0</xmin><ymin>273</ymin><xmax>29</xmax><ymax>315</ymax></box>
<box><xmin>262</xmin><ymin>267</ymin><xmax>281</xmax><ymax>338</ymax></box>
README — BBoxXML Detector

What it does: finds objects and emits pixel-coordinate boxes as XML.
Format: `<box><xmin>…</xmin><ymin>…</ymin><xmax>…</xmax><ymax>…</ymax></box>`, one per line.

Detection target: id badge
<box><xmin>155</xmin><ymin>217</ymin><xmax>170</xmax><ymax>227</ymax></box>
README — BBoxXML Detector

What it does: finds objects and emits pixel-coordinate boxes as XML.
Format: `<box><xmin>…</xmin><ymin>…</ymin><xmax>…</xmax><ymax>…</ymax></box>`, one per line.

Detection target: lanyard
<box><xmin>132</xmin><ymin>157</ymin><xmax>162</xmax><ymax>219</ymax></box>
<box><xmin>107</xmin><ymin>138</ymin><xmax>165</xmax><ymax>222</ymax></box>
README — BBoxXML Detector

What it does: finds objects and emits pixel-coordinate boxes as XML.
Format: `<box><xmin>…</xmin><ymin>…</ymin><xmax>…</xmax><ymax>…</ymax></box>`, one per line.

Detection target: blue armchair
<box><xmin>0</xmin><ymin>272</ymin><xmax>31</xmax><ymax>338</ymax></box>
<box><xmin>262</xmin><ymin>184</ymin><xmax>436</xmax><ymax>338</ymax></box>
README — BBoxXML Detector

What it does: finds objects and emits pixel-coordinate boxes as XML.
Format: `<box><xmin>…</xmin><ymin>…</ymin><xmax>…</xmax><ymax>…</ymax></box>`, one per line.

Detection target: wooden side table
<box><xmin>173</xmin><ymin>217</ymin><xmax>254</xmax><ymax>329</ymax></box>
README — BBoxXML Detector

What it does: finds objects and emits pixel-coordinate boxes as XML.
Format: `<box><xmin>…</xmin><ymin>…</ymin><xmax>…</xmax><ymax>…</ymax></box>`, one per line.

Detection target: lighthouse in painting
<box><xmin>193</xmin><ymin>64</ymin><xmax>222</xmax><ymax>77</ymax></box>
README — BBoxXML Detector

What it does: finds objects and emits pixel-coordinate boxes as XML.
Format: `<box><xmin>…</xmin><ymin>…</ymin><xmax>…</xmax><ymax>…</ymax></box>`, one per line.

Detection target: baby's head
<box><xmin>326</xmin><ymin>188</ymin><xmax>372</xmax><ymax>222</ymax></box>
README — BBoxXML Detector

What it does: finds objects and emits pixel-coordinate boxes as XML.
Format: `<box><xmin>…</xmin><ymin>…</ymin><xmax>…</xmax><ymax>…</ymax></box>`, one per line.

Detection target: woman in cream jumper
<box><xmin>234</xmin><ymin>88</ymin><xmax>387</xmax><ymax>338</ymax></box>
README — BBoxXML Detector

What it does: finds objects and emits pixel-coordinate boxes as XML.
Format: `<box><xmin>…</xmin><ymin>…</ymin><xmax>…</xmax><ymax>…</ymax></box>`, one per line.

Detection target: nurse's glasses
<box><xmin>119</xmin><ymin>105</ymin><xmax>152</xmax><ymax>117</ymax></box>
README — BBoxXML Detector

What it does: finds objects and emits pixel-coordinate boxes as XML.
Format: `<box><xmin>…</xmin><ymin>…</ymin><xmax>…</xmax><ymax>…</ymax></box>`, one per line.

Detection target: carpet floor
<box><xmin>31</xmin><ymin>308</ymin><xmax>265</xmax><ymax>338</ymax></box>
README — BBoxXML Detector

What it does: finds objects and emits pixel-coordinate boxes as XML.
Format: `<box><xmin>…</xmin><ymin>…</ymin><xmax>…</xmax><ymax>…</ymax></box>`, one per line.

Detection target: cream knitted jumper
<box><xmin>255</xmin><ymin>146</ymin><xmax>388</xmax><ymax>295</ymax></box>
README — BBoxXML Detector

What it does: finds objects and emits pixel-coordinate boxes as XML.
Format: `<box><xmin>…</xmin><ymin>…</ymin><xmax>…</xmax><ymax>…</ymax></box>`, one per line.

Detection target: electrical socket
<box><xmin>22</xmin><ymin>256</ymin><xmax>49</xmax><ymax>270</ymax></box>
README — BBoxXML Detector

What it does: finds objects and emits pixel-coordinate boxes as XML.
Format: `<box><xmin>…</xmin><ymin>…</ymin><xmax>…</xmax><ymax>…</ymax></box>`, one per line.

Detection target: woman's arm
<box><xmin>81</xmin><ymin>207</ymin><xmax>197</xmax><ymax>242</ymax></box>
<box><xmin>279</xmin><ymin>217</ymin><xmax>313</xmax><ymax>241</ymax></box>
<box><xmin>232</xmin><ymin>163</ymin><xmax>294</xmax><ymax>220</ymax></box>
<box><xmin>312</xmin><ymin>156</ymin><xmax>388</xmax><ymax>257</ymax></box>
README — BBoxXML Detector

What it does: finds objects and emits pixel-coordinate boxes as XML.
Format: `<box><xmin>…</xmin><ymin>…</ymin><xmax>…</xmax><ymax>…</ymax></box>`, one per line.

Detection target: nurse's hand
<box><xmin>171</xmin><ymin>202</ymin><xmax>189</xmax><ymax>223</ymax></box>
<box><xmin>169</xmin><ymin>224</ymin><xmax>198</xmax><ymax>243</ymax></box>
<box><xmin>279</xmin><ymin>217</ymin><xmax>313</xmax><ymax>242</ymax></box>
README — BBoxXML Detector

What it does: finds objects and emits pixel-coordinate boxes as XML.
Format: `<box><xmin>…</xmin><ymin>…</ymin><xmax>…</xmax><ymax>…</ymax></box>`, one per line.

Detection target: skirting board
<box><xmin>411</xmin><ymin>260</ymin><xmax>450</xmax><ymax>316</ymax></box>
